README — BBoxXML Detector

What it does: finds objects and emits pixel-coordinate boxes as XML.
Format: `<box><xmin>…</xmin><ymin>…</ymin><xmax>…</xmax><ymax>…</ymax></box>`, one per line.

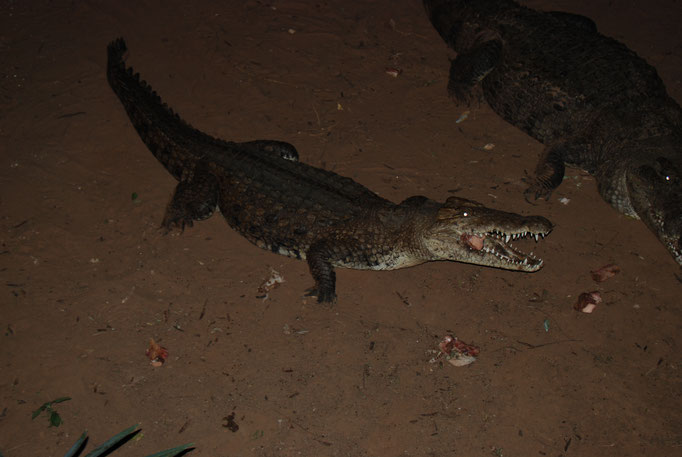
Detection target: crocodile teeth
<box><xmin>505</xmin><ymin>234</ymin><xmax>511</xmax><ymax>243</ymax></box>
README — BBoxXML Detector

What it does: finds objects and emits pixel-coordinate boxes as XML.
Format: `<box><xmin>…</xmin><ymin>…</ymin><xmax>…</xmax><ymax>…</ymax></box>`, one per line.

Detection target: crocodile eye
<box><xmin>462</xmin><ymin>211</ymin><xmax>469</xmax><ymax>217</ymax></box>
<box><xmin>656</xmin><ymin>157</ymin><xmax>678</xmax><ymax>183</ymax></box>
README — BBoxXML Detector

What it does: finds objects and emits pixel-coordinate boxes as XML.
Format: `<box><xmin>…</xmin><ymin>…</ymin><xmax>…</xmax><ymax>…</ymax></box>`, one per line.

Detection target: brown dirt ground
<box><xmin>1</xmin><ymin>1</ymin><xmax>681</xmax><ymax>456</ymax></box>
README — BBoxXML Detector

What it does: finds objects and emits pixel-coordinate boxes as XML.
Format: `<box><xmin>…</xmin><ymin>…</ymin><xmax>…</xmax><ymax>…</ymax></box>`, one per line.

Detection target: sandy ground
<box><xmin>1</xmin><ymin>1</ymin><xmax>681</xmax><ymax>456</ymax></box>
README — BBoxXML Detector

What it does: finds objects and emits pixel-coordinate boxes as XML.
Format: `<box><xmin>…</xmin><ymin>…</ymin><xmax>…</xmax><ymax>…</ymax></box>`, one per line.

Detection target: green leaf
<box><xmin>49</xmin><ymin>411</ymin><xmax>63</xmax><ymax>427</ymax></box>
<box><xmin>31</xmin><ymin>404</ymin><xmax>47</xmax><ymax>419</ymax></box>
<box><xmin>131</xmin><ymin>192</ymin><xmax>139</xmax><ymax>201</ymax></box>
<box><xmin>84</xmin><ymin>424</ymin><xmax>139</xmax><ymax>457</ymax></box>
<box><xmin>33</xmin><ymin>397</ymin><xmax>71</xmax><ymax>421</ymax></box>
<box><xmin>143</xmin><ymin>442</ymin><xmax>194</xmax><ymax>457</ymax></box>
<box><xmin>63</xmin><ymin>431</ymin><xmax>88</xmax><ymax>457</ymax></box>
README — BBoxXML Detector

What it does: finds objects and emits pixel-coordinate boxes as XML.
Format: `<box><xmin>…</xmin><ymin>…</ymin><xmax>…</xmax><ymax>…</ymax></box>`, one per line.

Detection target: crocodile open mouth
<box><xmin>461</xmin><ymin>229</ymin><xmax>547</xmax><ymax>269</ymax></box>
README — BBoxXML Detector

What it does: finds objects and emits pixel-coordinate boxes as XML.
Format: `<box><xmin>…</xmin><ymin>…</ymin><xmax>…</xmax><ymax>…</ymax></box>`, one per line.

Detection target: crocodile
<box><xmin>106</xmin><ymin>38</ymin><xmax>552</xmax><ymax>303</ymax></box>
<box><xmin>424</xmin><ymin>0</ymin><xmax>682</xmax><ymax>266</ymax></box>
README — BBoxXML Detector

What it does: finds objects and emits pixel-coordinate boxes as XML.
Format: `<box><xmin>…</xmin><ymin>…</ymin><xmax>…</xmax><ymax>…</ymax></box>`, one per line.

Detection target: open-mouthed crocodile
<box><xmin>107</xmin><ymin>38</ymin><xmax>553</xmax><ymax>303</ymax></box>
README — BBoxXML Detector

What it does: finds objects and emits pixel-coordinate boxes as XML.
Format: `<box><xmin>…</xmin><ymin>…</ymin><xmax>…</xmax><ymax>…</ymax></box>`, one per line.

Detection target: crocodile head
<box><xmin>422</xmin><ymin>196</ymin><xmax>553</xmax><ymax>271</ymax></box>
<box><xmin>626</xmin><ymin>154</ymin><xmax>682</xmax><ymax>266</ymax></box>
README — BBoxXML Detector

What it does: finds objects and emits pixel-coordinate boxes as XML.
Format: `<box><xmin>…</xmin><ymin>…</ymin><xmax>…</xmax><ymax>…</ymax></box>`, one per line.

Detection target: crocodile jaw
<box><xmin>627</xmin><ymin>157</ymin><xmax>682</xmax><ymax>266</ymax></box>
<box><xmin>423</xmin><ymin>196</ymin><xmax>553</xmax><ymax>271</ymax></box>
<box><xmin>635</xmin><ymin>202</ymin><xmax>682</xmax><ymax>266</ymax></box>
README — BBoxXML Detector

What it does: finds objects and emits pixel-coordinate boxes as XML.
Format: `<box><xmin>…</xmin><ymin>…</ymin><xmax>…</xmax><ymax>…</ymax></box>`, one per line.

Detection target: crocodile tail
<box><xmin>106</xmin><ymin>38</ymin><xmax>208</xmax><ymax>179</ymax></box>
<box><xmin>106</xmin><ymin>38</ymin><xmax>127</xmax><ymax>77</ymax></box>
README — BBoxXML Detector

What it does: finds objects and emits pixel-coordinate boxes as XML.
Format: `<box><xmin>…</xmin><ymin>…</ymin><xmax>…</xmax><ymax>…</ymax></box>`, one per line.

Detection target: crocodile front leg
<box><xmin>525</xmin><ymin>143</ymin><xmax>567</xmax><ymax>201</ymax></box>
<box><xmin>447</xmin><ymin>37</ymin><xmax>502</xmax><ymax>105</ymax></box>
<box><xmin>305</xmin><ymin>240</ymin><xmax>339</xmax><ymax>304</ymax></box>
<box><xmin>524</xmin><ymin>140</ymin><xmax>596</xmax><ymax>201</ymax></box>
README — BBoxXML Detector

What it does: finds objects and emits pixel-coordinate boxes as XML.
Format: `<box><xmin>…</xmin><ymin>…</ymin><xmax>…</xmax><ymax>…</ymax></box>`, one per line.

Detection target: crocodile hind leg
<box><xmin>162</xmin><ymin>166</ymin><xmax>219</xmax><ymax>232</ymax></box>
<box><xmin>240</xmin><ymin>140</ymin><xmax>299</xmax><ymax>161</ymax></box>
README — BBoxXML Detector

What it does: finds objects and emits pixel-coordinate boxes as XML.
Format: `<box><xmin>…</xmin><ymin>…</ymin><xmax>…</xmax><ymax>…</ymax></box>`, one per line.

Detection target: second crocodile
<box><xmin>107</xmin><ymin>38</ymin><xmax>552</xmax><ymax>303</ymax></box>
<box><xmin>424</xmin><ymin>0</ymin><xmax>682</xmax><ymax>266</ymax></box>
